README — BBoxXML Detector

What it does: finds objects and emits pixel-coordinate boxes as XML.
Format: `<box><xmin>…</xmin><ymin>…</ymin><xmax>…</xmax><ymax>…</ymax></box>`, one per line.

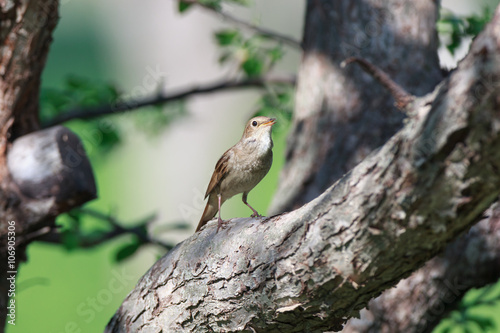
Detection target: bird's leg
<box><xmin>242</xmin><ymin>193</ymin><xmax>261</xmax><ymax>218</ymax></box>
<box><xmin>216</xmin><ymin>193</ymin><xmax>227</xmax><ymax>232</ymax></box>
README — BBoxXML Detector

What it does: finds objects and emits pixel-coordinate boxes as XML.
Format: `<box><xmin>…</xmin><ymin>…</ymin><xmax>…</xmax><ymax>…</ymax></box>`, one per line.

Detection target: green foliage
<box><xmin>132</xmin><ymin>101</ymin><xmax>186</xmax><ymax>137</ymax></box>
<box><xmin>115</xmin><ymin>237</ymin><xmax>143</xmax><ymax>262</ymax></box>
<box><xmin>55</xmin><ymin>208</ymin><xmax>180</xmax><ymax>262</ymax></box>
<box><xmin>56</xmin><ymin>208</ymin><xmax>112</xmax><ymax>251</ymax></box>
<box><xmin>215</xmin><ymin>29</ymin><xmax>285</xmax><ymax>77</ymax></box>
<box><xmin>59</xmin><ymin>210</ymin><xmax>83</xmax><ymax>251</ymax></box>
<box><xmin>41</xmin><ymin>75</ymin><xmax>189</xmax><ymax>155</ymax></box>
<box><xmin>438</xmin><ymin>7</ymin><xmax>493</xmax><ymax>55</ymax></box>
<box><xmin>435</xmin><ymin>284</ymin><xmax>500</xmax><ymax>333</ymax></box>
<box><xmin>65</xmin><ymin>119</ymin><xmax>121</xmax><ymax>156</ymax></box>
<box><xmin>178</xmin><ymin>0</ymin><xmax>249</xmax><ymax>13</ymax></box>
<box><xmin>268</xmin><ymin>45</ymin><xmax>284</xmax><ymax>62</ymax></box>
<box><xmin>40</xmin><ymin>76</ymin><xmax>119</xmax><ymax>124</ymax></box>
<box><xmin>253</xmin><ymin>84</ymin><xmax>294</xmax><ymax>129</ymax></box>
<box><xmin>215</xmin><ymin>29</ymin><xmax>241</xmax><ymax>46</ymax></box>
<box><xmin>40</xmin><ymin>76</ymin><xmax>123</xmax><ymax>154</ymax></box>
<box><xmin>178</xmin><ymin>1</ymin><xmax>193</xmax><ymax>12</ymax></box>
<box><xmin>241</xmin><ymin>57</ymin><xmax>265</xmax><ymax>77</ymax></box>
<box><xmin>178</xmin><ymin>0</ymin><xmax>283</xmax><ymax>78</ymax></box>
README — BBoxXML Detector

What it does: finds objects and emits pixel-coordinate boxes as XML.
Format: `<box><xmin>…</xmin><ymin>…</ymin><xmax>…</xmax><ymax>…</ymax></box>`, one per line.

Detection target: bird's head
<box><xmin>242</xmin><ymin>116</ymin><xmax>276</xmax><ymax>141</ymax></box>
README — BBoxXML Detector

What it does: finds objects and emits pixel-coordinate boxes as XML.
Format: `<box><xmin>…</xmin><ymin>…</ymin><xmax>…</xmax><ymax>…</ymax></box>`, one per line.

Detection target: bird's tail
<box><xmin>196</xmin><ymin>195</ymin><xmax>218</xmax><ymax>232</ymax></box>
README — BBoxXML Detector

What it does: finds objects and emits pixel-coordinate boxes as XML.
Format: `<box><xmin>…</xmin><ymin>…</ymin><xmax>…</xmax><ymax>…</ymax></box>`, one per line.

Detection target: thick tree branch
<box><xmin>344</xmin><ymin>203</ymin><xmax>500</xmax><ymax>333</ymax></box>
<box><xmin>105</xmin><ymin>9</ymin><xmax>500</xmax><ymax>331</ymax></box>
<box><xmin>42</xmin><ymin>76</ymin><xmax>296</xmax><ymax>127</ymax></box>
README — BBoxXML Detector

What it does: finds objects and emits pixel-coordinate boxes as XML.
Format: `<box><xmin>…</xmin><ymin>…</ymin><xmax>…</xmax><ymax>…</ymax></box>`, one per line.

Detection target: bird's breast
<box><xmin>220</xmin><ymin>150</ymin><xmax>273</xmax><ymax>200</ymax></box>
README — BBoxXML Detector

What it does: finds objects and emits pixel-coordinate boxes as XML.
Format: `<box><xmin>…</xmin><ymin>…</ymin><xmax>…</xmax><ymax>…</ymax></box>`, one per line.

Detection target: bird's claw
<box><xmin>216</xmin><ymin>217</ymin><xmax>228</xmax><ymax>232</ymax></box>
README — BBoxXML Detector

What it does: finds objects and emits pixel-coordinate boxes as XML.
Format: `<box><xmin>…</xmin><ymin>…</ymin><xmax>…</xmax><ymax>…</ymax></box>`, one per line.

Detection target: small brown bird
<box><xmin>196</xmin><ymin>116</ymin><xmax>276</xmax><ymax>232</ymax></box>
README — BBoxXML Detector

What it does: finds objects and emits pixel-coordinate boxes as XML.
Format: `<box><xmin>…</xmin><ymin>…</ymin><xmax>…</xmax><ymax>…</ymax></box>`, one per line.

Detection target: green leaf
<box><xmin>61</xmin><ymin>230</ymin><xmax>80</xmax><ymax>251</ymax></box>
<box><xmin>268</xmin><ymin>46</ymin><xmax>284</xmax><ymax>62</ymax></box>
<box><xmin>115</xmin><ymin>238</ymin><xmax>143</xmax><ymax>262</ymax></box>
<box><xmin>440</xmin><ymin>327</ymin><xmax>452</xmax><ymax>333</ymax></box>
<box><xmin>98</xmin><ymin>127</ymin><xmax>121</xmax><ymax>153</ymax></box>
<box><xmin>214</xmin><ymin>30</ymin><xmax>241</xmax><ymax>46</ymax></box>
<box><xmin>438</xmin><ymin>7</ymin><xmax>493</xmax><ymax>56</ymax></box>
<box><xmin>466</xmin><ymin>314</ymin><xmax>495</xmax><ymax>331</ymax></box>
<box><xmin>465</xmin><ymin>8</ymin><xmax>491</xmax><ymax>36</ymax></box>
<box><xmin>178</xmin><ymin>1</ymin><xmax>193</xmax><ymax>13</ymax></box>
<box><xmin>67</xmin><ymin>208</ymin><xmax>84</xmax><ymax>223</ymax></box>
<box><xmin>226</xmin><ymin>0</ymin><xmax>249</xmax><ymax>5</ymax></box>
<box><xmin>447</xmin><ymin>30</ymin><xmax>462</xmax><ymax>54</ymax></box>
<box><xmin>199</xmin><ymin>0</ymin><xmax>221</xmax><ymax>10</ymax></box>
<box><xmin>241</xmin><ymin>57</ymin><xmax>264</xmax><ymax>77</ymax></box>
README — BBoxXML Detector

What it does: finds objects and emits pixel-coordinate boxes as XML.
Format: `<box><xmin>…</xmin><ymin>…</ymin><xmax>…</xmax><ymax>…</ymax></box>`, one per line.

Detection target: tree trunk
<box><xmin>269</xmin><ymin>0</ymin><xmax>443</xmax><ymax>215</ymax></box>
<box><xmin>105</xmin><ymin>6</ymin><xmax>500</xmax><ymax>331</ymax></box>
<box><xmin>0</xmin><ymin>1</ymin><xmax>96</xmax><ymax>330</ymax></box>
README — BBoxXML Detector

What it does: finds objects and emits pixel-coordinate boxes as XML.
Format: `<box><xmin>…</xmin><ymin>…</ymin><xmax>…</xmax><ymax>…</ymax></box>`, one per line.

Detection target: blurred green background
<box><xmin>8</xmin><ymin>0</ymin><xmax>500</xmax><ymax>332</ymax></box>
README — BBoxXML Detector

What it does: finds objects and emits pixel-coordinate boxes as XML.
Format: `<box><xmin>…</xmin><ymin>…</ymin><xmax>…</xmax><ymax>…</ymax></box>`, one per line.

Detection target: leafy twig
<box><xmin>180</xmin><ymin>0</ymin><xmax>302</xmax><ymax>49</ymax></box>
<box><xmin>43</xmin><ymin>76</ymin><xmax>296</xmax><ymax>127</ymax></box>
<box><xmin>35</xmin><ymin>208</ymin><xmax>177</xmax><ymax>250</ymax></box>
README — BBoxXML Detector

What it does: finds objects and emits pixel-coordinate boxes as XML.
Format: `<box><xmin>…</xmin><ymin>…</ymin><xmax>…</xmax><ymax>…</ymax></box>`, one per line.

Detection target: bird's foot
<box><xmin>250</xmin><ymin>212</ymin><xmax>262</xmax><ymax>218</ymax></box>
<box><xmin>216</xmin><ymin>217</ymin><xmax>228</xmax><ymax>232</ymax></box>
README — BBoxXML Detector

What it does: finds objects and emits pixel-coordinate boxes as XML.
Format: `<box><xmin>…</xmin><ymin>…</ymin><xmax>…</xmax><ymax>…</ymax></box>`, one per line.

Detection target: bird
<box><xmin>196</xmin><ymin>116</ymin><xmax>276</xmax><ymax>232</ymax></box>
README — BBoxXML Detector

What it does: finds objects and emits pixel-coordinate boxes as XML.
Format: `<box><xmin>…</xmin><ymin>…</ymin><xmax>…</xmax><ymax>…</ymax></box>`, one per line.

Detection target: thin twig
<box><xmin>43</xmin><ymin>76</ymin><xmax>296</xmax><ymax>127</ymax></box>
<box><xmin>181</xmin><ymin>0</ymin><xmax>302</xmax><ymax>49</ymax></box>
<box><xmin>341</xmin><ymin>57</ymin><xmax>415</xmax><ymax>111</ymax></box>
<box><xmin>206</xmin><ymin>7</ymin><xmax>302</xmax><ymax>49</ymax></box>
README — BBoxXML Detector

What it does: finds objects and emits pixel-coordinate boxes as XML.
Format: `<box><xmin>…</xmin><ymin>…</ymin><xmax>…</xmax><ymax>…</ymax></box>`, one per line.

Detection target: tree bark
<box><xmin>344</xmin><ymin>204</ymin><xmax>500</xmax><ymax>333</ymax></box>
<box><xmin>105</xmin><ymin>7</ymin><xmax>500</xmax><ymax>331</ymax></box>
<box><xmin>269</xmin><ymin>0</ymin><xmax>443</xmax><ymax>215</ymax></box>
<box><xmin>268</xmin><ymin>0</ymin><xmax>500</xmax><ymax>331</ymax></box>
<box><xmin>0</xmin><ymin>1</ymin><xmax>96</xmax><ymax>330</ymax></box>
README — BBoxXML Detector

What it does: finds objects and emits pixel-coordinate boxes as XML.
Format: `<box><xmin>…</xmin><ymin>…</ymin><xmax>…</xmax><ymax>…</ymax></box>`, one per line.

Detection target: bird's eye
<box><xmin>252</xmin><ymin>121</ymin><xmax>258</xmax><ymax>127</ymax></box>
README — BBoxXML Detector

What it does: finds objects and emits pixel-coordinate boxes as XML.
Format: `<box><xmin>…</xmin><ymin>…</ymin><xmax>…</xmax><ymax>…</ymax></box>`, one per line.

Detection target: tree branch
<box><xmin>32</xmin><ymin>208</ymin><xmax>178</xmax><ymax>250</ymax></box>
<box><xmin>341</xmin><ymin>57</ymin><xmax>415</xmax><ymax>111</ymax></box>
<box><xmin>181</xmin><ymin>0</ymin><xmax>302</xmax><ymax>49</ymax></box>
<box><xmin>344</xmin><ymin>203</ymin><xmax>500</xmax><ymax>333</ymax></box>
<box><xmin>42</xmin><ymin>76</ymin><xmax>296</xmax><ymax>127</ymax></box>
<box><xmin>105</xmin><ymin>9</ymin><xmax>500</xmax><ymax>331</ymax></box>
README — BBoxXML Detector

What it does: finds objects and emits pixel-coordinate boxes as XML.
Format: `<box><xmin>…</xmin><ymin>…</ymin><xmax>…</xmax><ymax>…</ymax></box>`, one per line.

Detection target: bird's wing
<box><xmin>204</xmin><ymin>149</ymin><xmax>231</xmax><ymax>198</ymax></box>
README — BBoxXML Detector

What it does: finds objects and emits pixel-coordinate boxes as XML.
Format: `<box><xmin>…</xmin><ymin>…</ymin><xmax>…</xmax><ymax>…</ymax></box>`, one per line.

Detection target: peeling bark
<box><xmin>105</xmin><ymin>7</ymin><xmax>500</xmax><ymax>331</ymax></box>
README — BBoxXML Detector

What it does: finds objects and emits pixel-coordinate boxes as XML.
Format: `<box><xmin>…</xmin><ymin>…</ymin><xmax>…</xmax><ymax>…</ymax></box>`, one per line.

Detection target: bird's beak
<box><xmin>261</xmin><ymin>118</ymin><xmax>276</xmax><ymax>127</ymax></box>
